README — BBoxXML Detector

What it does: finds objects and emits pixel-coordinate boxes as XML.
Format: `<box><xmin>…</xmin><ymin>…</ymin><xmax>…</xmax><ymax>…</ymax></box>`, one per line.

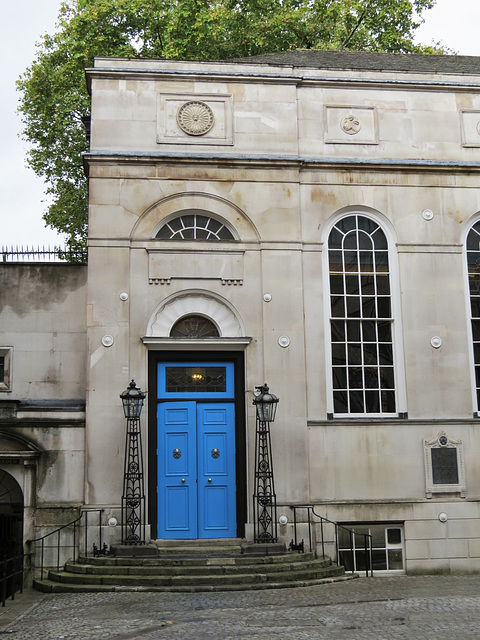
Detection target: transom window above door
<box><xmin>170</xmin><ymin>315</ymin><xmax>220</xmax><ymax>338</ymax></box>
<box><xmin>156</xmin><ymin>212</ymin><xmax>236</xmax><ymax>241</ymax></box>
<box><xmin>157</xmin><ymin>362</ymin><xmax>234</xmax><ymax>399</ymax></box>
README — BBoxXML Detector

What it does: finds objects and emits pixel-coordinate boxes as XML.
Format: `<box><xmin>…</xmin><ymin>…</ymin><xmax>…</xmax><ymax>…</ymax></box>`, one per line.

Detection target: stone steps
<box><xmin>33</xmin><ymin>540</ymin><xmax>356</xmax><ymax>593</ymax></box>
<box><xmin>153</xmin><ymin>538</ymin><xmax>244</xmax><ymax>554</ymax></box>
<box><xmin>64</xmin><ymin>556</ymin><xmax>325</xmax><ymax>577</ymax></box>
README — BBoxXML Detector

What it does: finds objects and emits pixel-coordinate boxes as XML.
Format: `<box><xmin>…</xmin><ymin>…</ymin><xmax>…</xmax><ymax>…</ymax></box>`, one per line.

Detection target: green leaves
<box><xmin>17</xmin><ymin>0</ymin><xmax>445</xmax><ymax>253</ymax></box>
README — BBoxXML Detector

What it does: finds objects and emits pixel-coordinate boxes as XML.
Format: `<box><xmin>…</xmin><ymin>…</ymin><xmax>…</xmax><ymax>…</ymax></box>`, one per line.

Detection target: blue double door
<box><xmin>157</xmin><ymin>401</ymin><xmax>236</xmax><ymax>538</ymax></box>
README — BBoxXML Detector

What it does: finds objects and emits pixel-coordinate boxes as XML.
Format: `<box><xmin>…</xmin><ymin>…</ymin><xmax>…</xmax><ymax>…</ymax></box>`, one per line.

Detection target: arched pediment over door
<box><xmin>142</xmin><ymin>290</ymin><xmax>251</xmax><ymax>351</ymax></box>
<box><xmin>0</xmin><ymin>432</ymin><xmax>42</xmax><ymax>468</ymax></box>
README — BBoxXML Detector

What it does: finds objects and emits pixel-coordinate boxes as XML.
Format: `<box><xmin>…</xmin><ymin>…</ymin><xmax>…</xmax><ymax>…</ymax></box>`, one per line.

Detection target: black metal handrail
<box><xmin>289</xmin><ymin>505</ymin><xmax>374</xmax><ymax>577</ymax></box>
<box><xmin>0</xmin><ymin>554</ymin><xmax>27</xmax><ymax>607</ymax></box>
<box><xmin>27</xmin><ymin>509</ymin><xmax>104</xmax><ymax>580</ymax></box>
<box><xmin>1</xmin><ymin>245</ymin><xmax>87</xmax><ymax>263</ymax></box>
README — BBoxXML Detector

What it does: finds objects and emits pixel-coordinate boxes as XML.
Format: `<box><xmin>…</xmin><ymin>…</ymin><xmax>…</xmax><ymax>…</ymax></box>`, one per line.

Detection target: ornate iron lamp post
<box><xmin>252</xmin><ymin>383</ymin><xmax>279</xmax><ymax>543</ymax></box>
<box><xmin>120</xmin><ymin>380</ymin><xmax>146</xmax><ymax>545</ymax></box>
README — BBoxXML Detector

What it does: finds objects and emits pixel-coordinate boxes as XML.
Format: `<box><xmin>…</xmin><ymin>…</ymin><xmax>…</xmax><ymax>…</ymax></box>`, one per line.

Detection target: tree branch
<box><xmin>341</xmin><ymin>1</ymin><xmax>371</xmax><ymax>49</ymax></box>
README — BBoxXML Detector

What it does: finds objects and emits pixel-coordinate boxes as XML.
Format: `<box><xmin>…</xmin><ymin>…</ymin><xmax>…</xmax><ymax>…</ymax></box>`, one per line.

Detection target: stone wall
<box><xmin>0</xmin><ymin>263</ymin><xmax>87</xmax><ymax>552</ymax></box>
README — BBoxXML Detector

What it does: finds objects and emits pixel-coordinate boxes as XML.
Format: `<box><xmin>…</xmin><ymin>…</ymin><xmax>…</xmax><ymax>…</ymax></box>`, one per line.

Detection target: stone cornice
<box><xmin>85</xmin><ymin>66</ymin><xmax>480</xmax><ymax>94</ymax></box>
<box><xmin>83</xmin><ymin>150</ymin><xmax>480</xmax><ymax>176</ymax></box>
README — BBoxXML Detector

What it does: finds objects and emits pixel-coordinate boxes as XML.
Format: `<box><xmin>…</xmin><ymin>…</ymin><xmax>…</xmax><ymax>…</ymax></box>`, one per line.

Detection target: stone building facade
<box><xmin>2</xmin><ymin>50</ymin><xmax>480</xmax><ymax>573</ymax></box>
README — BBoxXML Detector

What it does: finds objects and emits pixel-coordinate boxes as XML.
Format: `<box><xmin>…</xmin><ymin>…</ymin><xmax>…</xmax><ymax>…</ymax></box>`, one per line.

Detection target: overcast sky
<box><xmin>2</xmin><ymin>0</ymin><xmax>480</xmax><ymax>247</ymax></box>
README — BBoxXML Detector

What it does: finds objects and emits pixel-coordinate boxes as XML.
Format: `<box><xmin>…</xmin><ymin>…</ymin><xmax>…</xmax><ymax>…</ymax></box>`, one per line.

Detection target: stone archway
<box><xmin>0</xmin><ymin>432</ymin><xmax>42</xmax><ymax>550</ymax></box>
<box><xmin>0</xmin><ymin>470</ymin><xmax>23</xmax><ymax>556</ymax></box>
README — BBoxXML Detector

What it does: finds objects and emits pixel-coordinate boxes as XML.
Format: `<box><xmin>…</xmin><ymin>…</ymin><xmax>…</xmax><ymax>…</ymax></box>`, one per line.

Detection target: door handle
<box><xmin>208</xmin><ymin>478</ymin><xmax>212</xmax><ymax>483</ymax></box>
<box><xmin>181</xmin><ymin>478</ymin><xmax>185</xmax><ymax>483</ymax></box>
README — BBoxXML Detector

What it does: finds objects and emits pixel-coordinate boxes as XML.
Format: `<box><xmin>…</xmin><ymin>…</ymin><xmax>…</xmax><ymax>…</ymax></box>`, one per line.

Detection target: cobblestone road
<box><xmin>4</xmin><ymin>575</ymin><xmax>480</xmax><ymax>639</ymax></box>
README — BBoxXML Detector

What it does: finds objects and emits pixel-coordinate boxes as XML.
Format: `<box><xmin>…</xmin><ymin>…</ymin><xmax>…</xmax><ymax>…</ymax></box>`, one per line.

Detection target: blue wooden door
<box><xmin>157</xmin><ymin>401</ymin><xmax>236</xmax><ymax>538</ymax></box>
<box><xmin>157</xmin><ymin>402</ymin><xmax>197</xmax><ymax>539</ymax></box>
<box><xmin>197</xmin><ymin>403</ymin><xmax>236</xmax><ymax>538</ymax></box>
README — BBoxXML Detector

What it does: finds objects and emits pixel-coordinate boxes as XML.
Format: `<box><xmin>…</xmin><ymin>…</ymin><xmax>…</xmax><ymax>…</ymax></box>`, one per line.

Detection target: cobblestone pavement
<box><xmin>4</xmin><ymin>575</ymin><xmax>480</xmax><ymax>639</ymax></box>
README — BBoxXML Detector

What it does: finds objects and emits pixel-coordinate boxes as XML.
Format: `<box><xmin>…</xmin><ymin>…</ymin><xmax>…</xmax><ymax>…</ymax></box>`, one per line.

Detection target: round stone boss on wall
<box><xmin>177</xmin><ymin>101</ymin><xmax>215</xmax><ymax>136</ymax></box>
<box><xmin>340</xmin><ymin>114</ymin><xmax>361</xmax><ymax>135</ymax></box>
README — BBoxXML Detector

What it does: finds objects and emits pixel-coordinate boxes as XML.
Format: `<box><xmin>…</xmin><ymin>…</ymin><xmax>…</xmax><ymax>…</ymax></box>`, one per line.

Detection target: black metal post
<box><xmin>253</xmin><ymin>415</ymin><xmax>278</xmax><ymax>543</ymax></box>
<box><xmin>121</xmin><ymin>415</ymin><xmax>146</xmax><ymax>544</ymax></box>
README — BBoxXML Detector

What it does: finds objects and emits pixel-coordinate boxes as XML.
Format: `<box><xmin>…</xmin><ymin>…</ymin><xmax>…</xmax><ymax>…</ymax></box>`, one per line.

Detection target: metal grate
<box><xmin>1</xmin><ymin>245</ymin><xmax>87</xmax><ymax>263</ymax></box>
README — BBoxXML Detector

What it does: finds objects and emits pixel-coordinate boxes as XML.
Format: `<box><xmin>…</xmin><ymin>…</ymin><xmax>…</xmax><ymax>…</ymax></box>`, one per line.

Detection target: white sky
<box><xmin>1</xmin><ymin>0</ymin><xmax>480</xmax><ymax>247</ymax></box>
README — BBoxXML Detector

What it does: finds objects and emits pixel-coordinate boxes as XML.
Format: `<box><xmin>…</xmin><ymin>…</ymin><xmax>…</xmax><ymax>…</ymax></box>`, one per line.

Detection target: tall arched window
<box><xmin>327</xmin><ymin>215</ymin><xmax>397</xmax><ymax>416</ymax></box>
<box><xmin>465</xmin><ymin>220</ymin><xmax>480</xmax><ymax>413</ymax></box>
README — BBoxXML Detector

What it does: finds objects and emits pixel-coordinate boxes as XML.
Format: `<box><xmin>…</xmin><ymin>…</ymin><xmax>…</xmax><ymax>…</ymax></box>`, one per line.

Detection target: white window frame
<box><xmin>339</xmin><ymin>523</ymin><xmax>405</xmax><ymax>573</ymax></box>
<box><xmin>0</xmin><ymin>347</ymin><xmax>13</xmax><ymax>392</ymax></box>
<box><xmin>463</xmin><ymin>215</ymin><xmax>480</xmax><ymax>417</ymax></box>
<box><xmin>322</xmin><ymin>209</ymin><xmax>406</xmax><ymax>418</ymax></box>
<box><xmin>153</xmin><ymin>210</ymin><xmax>239</xmax><ymax>241</ymax></box>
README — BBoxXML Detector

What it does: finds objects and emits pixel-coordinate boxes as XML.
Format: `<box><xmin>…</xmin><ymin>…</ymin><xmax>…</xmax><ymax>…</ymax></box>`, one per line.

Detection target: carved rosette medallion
<box><xmin>177</xmin><ymin>101</ymin><xmax>214</xmax><ymax>136</ymax></box>
<box><xmin>341</xmin><ymin>114</ymin><xmax>361</xmax><ymax>135</ymax></box>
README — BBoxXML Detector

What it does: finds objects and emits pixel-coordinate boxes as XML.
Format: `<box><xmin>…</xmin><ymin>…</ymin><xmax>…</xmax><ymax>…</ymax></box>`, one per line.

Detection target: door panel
<box><xmin>157</xmin><ymin>401</ymin><xmax>236</xmax><ymax>539</ymax></box>
<box><xmin>157</xmin><ymin>402</ymin><xmax>197</xmax><ymax>539</ymax></box>
<box><xmin>197</xmin><ymin>403</ymin><xmax>236</xmax><ymax>537</ymax></box>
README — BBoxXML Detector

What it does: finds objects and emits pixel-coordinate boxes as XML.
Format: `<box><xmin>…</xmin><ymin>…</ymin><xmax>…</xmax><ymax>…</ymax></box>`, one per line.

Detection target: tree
<box><xmin>18</xmin><ymin>0</ymin><xmax>445</xmax><ymax>253</ymax></box>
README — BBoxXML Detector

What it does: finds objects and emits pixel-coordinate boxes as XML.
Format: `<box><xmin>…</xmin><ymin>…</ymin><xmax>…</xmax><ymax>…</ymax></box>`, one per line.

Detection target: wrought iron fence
<box><xmin>288</xmin><ymin>505</ymin><xmax>374</xmax><ymax>577</ymax></box>
<box><xmin>27</xmin><ymin>509</ymin><xmax>105</xmax><ymax>581</ymax></box>
<box><xmin>0</xmin><ymin>554</ymin><xmax>26</xmax><ymax>607</ymax></box>
<box><xmin>1</xmin><ymin>245</ymin><xmax>87</xmax><ymax>263</ymax></box>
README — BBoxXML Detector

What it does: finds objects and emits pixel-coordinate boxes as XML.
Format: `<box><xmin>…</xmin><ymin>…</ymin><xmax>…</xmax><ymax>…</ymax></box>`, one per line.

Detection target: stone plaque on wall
<box><xmin>424</xmin><ymin>431</ymin><xmax>465</xmax><ymax>498</ymax></box>
<box><xmin>460</xmin><ymin>110</ymin><xmax>480</xmax><ymax>147</ymax></box>
<box><xmin>324</xmin><ymin>105</ymin><xmax>378</xmax><ymax>145</ymax></box>
<box><xmin>157</xmin><ymin>93</ymin><xmax>233</xmax><ymax>145</ymax></box>
<box><xmin>431</xmin><ymin>447</ymin><xmax>459</xmax><ymax>485</ymax></box>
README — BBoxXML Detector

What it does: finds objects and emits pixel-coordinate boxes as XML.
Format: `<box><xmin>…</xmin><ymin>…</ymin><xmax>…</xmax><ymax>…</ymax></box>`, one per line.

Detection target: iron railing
<box><xmin>27</xmin><ymin>509</ymin><xmax>104</xmax><ymax>580</ymax></box>
<box><xmin>1</xmin><ymin>245</ymin><xmax>87</xmax><ymax>263</ymax></box>
<box><xmin>0</xmin><ymin>554</ymin><xmax>27</xmax><ymax>607</ymax></box>
<box><xmin>289</xmin><ymin>505</ymin><xmax>374</xmax><ymax>577</ymax></box>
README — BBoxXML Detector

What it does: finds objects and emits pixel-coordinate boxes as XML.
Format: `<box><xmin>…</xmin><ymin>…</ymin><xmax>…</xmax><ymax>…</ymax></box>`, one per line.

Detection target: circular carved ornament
<box><xmin>177</xmin><ymin>101</ymin><xmax>214</xmax><ymax>136</ymax></box>
<box><xmin>341</xmin><ymin>114</ymin><xmax>361</xmax><ymax>135</ymax></box>
<box><xmin>101</xmin><ymin>334</ymin><xmax>114</xmax><ymax>347</ymax></box>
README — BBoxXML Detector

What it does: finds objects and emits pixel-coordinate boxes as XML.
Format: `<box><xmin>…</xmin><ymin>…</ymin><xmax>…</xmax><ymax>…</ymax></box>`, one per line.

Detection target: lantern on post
<box><xmin>120</xmin><ymin>379</ymin><xmax>146</xmax><ymax>419</ymax></box>
<box><xmin>252</xmin><ymin>384</ymin><xmax>279</xmax><ymax>544</ymax></box>
<box><xmin>120</xmin><ymin>380</ymin><xmax>146</xmax><ymax>545</ymax></box>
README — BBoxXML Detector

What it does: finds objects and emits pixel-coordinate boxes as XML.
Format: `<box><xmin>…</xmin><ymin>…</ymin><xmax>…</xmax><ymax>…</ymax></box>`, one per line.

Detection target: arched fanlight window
<box><xmin>466</xmin><ymin>220</ymin><xmax>480</xmax><ymax>412</ymax></box>
<box><xmin>0</xmin><ymin>470</ymin><xmax>23</xmax><ymax>505</ymax></box>
<box><xmin>170</xmin><ymin>315</ymin><xmax>220</xmax><ymax>338</ymax></box>
<box><xmin>156</xmin><ymin>213</ymin><xmax>235</xmax><ymax>241</ymax></box>
<box><xmin>327</xmin><ymin>215</ymin><xmax>396</xmax><ymax>416</ymax></box>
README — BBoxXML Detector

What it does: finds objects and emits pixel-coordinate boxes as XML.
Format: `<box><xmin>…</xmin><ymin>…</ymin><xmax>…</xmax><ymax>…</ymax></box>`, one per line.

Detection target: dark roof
<box><xmin>230</xmin><ymin>49</ymin><xmax>480</xmax><ymax>75</ymax></box>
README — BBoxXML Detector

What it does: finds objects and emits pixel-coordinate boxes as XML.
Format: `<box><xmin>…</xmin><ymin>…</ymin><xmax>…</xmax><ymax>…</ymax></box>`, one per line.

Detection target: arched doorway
<box><xmin>0</xmin><ymin>470</ymin><xmax>23</xmax><ymax>557</ymax></box>
<box><xmin>144</xmin><ymin>292</ymin><xmax>250</xmax><ymax>540</ymax></box>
